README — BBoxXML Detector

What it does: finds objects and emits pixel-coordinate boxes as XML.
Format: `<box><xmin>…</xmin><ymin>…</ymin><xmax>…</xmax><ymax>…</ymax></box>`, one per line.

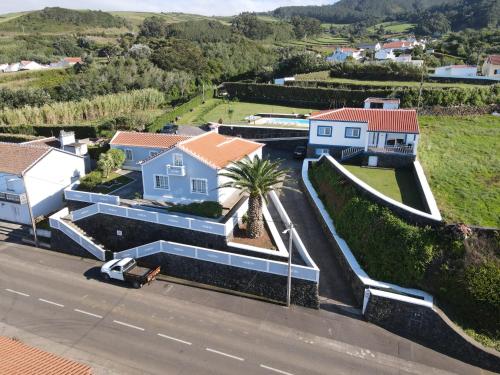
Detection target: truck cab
<box><xmin>101</xmin><ymin>258</ymin><xmax>160</xmax><ymax>288</ymax></box>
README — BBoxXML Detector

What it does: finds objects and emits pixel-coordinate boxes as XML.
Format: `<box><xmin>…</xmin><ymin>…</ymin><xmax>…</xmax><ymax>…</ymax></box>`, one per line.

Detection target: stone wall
<box><xmin>218</xmin><ymin>125</ymin><xmax>308</xmax><ymax>140</ymax></box>
<box><xmin>51</xmin><ymin>230</ymin><xmax>102</xmax><ymax>261</ymax></box>
<box><xmin>76</xmin><ymin>214</ymin><xmax>228</xmax><ymax>252</ymax></box>
<box><xmin>306</xmin><ymin>145</ymin><xmax>350</xmax><ymax>159</ymax></box>
<box><xmin>364</xmin><ymin>292</ymin><xmax>500</xmax><ymax>373</ymax></box>
<box><xmin>361</xmin><ymin>152</ymin><xmax>415</xmax><ymax>168</ymax></box>
<box><xmin>139</xmin><ymin>252</ymin><xmax>319</xmax><ymax>308</ymax></box>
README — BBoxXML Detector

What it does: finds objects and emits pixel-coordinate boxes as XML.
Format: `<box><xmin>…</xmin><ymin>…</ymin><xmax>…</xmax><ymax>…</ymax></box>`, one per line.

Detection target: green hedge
<box><xmin>168</xmin><ymin>201</ymin><xmax>223</xmax><ymax>219</ymax></box>
<box><xmin>0</xmin><ymin>124</ymin><xmax>98</xmax><ymax>138</ymax></box>
<box><xmin>309</xmin><ymin>160</ymin><xmax>499</xmax><ymax>343</ymax></box>
<box><xmin>0</xmin><ymin>133</ymin><xmax>39</xmax><ymax>143</ymax></box>
<box><xmin>330</xmin><ymin>62</ymin><xmax>425</xmax><ymax>81</ymax></box>
<box><xmin>222</xmin><ymin>82</ymin><xmax>499</xmax><ymax>108</ymax></box>
<box><xmin>148</xmin><ymin>88</ymin><xmax>215</xmax><ymax>133</ymax></box>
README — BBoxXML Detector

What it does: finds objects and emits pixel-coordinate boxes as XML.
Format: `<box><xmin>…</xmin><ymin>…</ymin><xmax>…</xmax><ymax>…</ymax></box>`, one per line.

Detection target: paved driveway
<box><xmin>264</xmin><ymin>147</ymin><xmax>357</xmax><ymax>310</ymax></box>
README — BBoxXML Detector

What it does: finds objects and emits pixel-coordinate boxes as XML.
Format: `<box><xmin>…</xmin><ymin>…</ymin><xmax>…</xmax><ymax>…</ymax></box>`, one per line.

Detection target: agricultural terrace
<box><xmin>418</xmin><ymin>115</ymin><xmax>500</xmax><ymax>227</ymax></box>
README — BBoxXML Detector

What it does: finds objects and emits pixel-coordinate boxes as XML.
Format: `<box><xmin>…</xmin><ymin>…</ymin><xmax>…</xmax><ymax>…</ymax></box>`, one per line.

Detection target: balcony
<box><xmin>166</xmin><ymin>165</ymin><xmax>186</xmax><ymax>177</ymax></box>
<box><xmin>0</xmin><ymin>191</ymin><xmax>27</xmax><ymax>204</ymax></box>
<box><xmin>367</xmin><ymin>145</ymin><xmax>414</xmax><ymax>155</ymax></box>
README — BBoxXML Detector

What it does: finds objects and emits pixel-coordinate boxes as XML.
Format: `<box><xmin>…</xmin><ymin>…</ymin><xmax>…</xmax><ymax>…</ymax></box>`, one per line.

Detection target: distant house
<box><xmin>274</xmin><ymin>77</ymin><xmax>295</xmax><ymax>85</ymax></box>
<box><xmin>375</xmin><ymin>48</ymin><xmax>396</xmax><ymax>61</ymax></box>
<box><xmin>50</xmin><ymin>57</ymin><xmax>82</xmax><ymax>69</ymax></box>
<box><xmin>4</xmin><ymin>63</ymin><xmax>20</xmax><ymax>73</ymax></box>
<box><xmin>0</xmin><ymin>142</ymin><xmax>85</xmax><ymax>224</ymax></box>
<box><xmin>19</xmin><ymin>61</ymin><xmax>44</xmax><ymax>71</ymax></box>
<box><xmin>140</xmin><ymin>131</ymin><xmax>263</xmax><ymax>205</ymax></box>
<box><xmin>327</xmin><ymin>47</ymin><xmax>362</xmax><ymax>63</ymax></box>
<box><xmin>307</xmin><ymin>108</ymin><xmax>420</xmax><ymax>165</ymax></box>
<box><xmin>382</xmin><ymin>41</ymin><xmax>413</xmax><ymax>51</ymax></box>
<box><xmin>110</xmin><ymin>131</ymin><xmax>190</xmax><ymax>171</ymax></box>
<box><xmin>0</xmin><ymin>64</ymin><xmax>8</xmax><ymax>72</ymax></box>
<box><xmin>395</xmin><ymin>54</ymin><xmax>412</xmax><ymax>63</ymax></box>
<box><xmin>434</xmin><ymin>65</ymin><xmax>477</xmax><ymax>78</ymax></box>
<box><xmin>482</xmin><ymin>55</ymin><xmax>500</xmax><ymax>77</ymax></box>
<box><xmin>358</xmin><ymin>42</ymin><xmax>381</xmax><ymax>51</ymax></box>
<box><xmin>364</xmin><ymin>98</ymin><xmax>400</xmax><ymax>109</ymax></box>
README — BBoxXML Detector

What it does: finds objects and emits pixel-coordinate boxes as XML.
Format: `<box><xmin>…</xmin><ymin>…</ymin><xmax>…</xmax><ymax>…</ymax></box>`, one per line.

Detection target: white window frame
<box><xmin>345</xmin><ymin>127</ymin><xmax>361</xmax><ymax>139</ymax></box>
<box><xmin>190</xmin><ymin>178</ymin><xmax>208</xmax><ymax>195</ymax></box>
<box><xmin>154</xmin><ymin>174</ymin><xmax>170</xmax><ymax>190</ymax></box>
<box><xmin>173</xmin><ymin>153</ymin><xmax>184</xmax><ymax>166</ymax></box>
<box><xmin>125</xmin><ymin>149</ymin><xmax>133</xmax><ymax>161</ymax></box>
<box><xmin>317</xmin><ymin>125</ymin><xmax>332</xmax><ymax>137</ymax></box>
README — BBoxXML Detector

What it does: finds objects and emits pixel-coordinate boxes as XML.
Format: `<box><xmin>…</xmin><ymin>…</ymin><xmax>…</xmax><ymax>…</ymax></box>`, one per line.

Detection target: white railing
<box><xmin>167</xmin><ymin>165</ymin><xmax>186</xmax><ymax>176</ymax></box>
<box><xmin>341</xmin><ymin>147</ymin><xmax>364</xmax><ymax>160</ymax></box>
<box><xmin>65</xmin><ymin>189</ymin><xmax>120</xmax><ymax>205</ymax></box>
<box><xmin>114</xmin><ymin>240</ymin><xmax>319</xmax><ymax>282</ymax></box>
<box><xmin>302</xmin><ymin>157</ymin><xmax>433</xmax><ymax>304</ymax></box>
<box><xmin>367</xmin><ymin>145</ymin><xmax>414</xmax><ymax>155</ymax></box>
<box><xmin>49</xmin><ymin>208</ymin><xmax>106</xmax><ymax>261</ymax></box>
<box><xmin>0</xmin><ymin>191</ymin><xmax>27</xmax><ymax>204</ymax></box>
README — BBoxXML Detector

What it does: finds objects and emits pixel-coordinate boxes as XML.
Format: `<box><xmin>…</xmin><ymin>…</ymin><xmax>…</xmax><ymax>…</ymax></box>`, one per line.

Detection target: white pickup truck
<box><xmin>101</xmin><ymin>258</ymin><xmax>161</xmax><ymax>289</ymax></box>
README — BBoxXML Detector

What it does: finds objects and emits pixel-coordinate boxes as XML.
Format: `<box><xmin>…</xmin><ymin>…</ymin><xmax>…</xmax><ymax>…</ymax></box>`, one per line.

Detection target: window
<box><xmin>345</xmin><ymin>127</ymin><xmax>361</xmax><ymax>139</ymax></box>
<box><xmin>317</xmin><ymin>126</ymin><xmax>332</xmax><ymax>137</ymax></box>
<box><xmin>125</xmin><ymin>149</ymin><xmax>133</xmax><ymax>161</ymax></box>
<box><xmin>191</xmin><ymin>178</ymin><xmax>208</xmax><ymax>194</ymax></box>
<box><xmin>154</xmin><ymin>175</ymin><xmax>170</xmax><ymax>190</ymax></box>
<box><xmin>315</xmin><ymin>148</ymin><xmax>329</xmax><ymax>156</ymax></box>
<box><xmin>173</xmin><ymin>153</ymin><xmax>183</xmax><ymax>166</ymax></box>
<box><xmin>495</xmin><ymin>69</ymin><xmax>500</xmax><ymax>75</ymax></box>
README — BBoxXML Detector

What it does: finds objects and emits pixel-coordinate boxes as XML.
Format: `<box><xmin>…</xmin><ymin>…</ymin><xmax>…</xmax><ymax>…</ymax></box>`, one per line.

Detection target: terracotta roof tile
<box><xmin>0</xmin><ymin>142</ymin><xmax>51</xmax><ymax>175</ymax></box>
<box><xmin>110</xmin><ymin>131</ymin><xmax>190</xmax><ymax>149</ymax></box>
<box><xmin>310</xmin><ymin>108</ymin><xmax>419</xmax><ymax>134</ymax></box>
<box><xmin>64</xmin><ymin>57</ymin><xmax>82</xmax><ymax>63</ymax></box>
<box><xmin>486</xmin><ymin>55</ymin><xmax>500</xmax><ymax>65</ymax></box>
<box><xmin>382</xmin><ymin>41</ymin><xmax>411</xmax><ymax>49</ymax></box>
<box><xmin>0</xmin><ymin>336</ymin><xmax>92</xmax><ymax>375</ymax></box>
<box><xmin>179</xmin><ymin>132</ymin><xmax>263</xmax><ymax>169</ymax></box>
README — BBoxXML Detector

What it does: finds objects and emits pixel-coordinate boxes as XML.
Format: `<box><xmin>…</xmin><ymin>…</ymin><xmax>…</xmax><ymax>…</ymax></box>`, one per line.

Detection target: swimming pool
<box><xmin>257</xmin><ymin>117</ymin><xmax>310</xmax><ymax>126</ymax></box>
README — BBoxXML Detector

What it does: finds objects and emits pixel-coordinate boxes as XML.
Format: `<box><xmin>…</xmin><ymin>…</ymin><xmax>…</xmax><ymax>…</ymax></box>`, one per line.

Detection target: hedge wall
<box><xmin>309</xmin><ymin>160</ymin><xmax>500</xmax><ymax>346</ymax></box>
<box><xmin>222</xmin><ymin>82</ymin><xmax>500</xmax><ymax>108</ymax></box>
<box><xmin>0</xmin><ymin>133</ymin><xmax>39</xmax><ymax>143</ymax></box>
<box><xmin>0</xmin><ymin>124</ymin><xmax>98</xmax><ymax>139</ymax></box>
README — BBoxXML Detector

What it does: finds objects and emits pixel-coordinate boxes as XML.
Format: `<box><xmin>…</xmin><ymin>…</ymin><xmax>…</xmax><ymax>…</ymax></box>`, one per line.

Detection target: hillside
<box><xmin>0</xmin><ymin>7</ymin><xmax>130</xmax><ymax>33</ymax></box>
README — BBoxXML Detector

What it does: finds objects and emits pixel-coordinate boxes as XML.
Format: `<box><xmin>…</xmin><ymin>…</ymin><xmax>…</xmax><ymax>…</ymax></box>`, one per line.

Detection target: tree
<box><xmin>107</xmin><ymin>149</ymin><xmax>126</xmax><ymax>170</ymax></box>
<box><xmin>97</xmin><ymin>152</ymin><xmax>114</xmax><ymax>178</ymax></box>
<box><xmin>219</xmin><ymin>156</ymin><xmax>288</xmax><ymax>238</ymax></box>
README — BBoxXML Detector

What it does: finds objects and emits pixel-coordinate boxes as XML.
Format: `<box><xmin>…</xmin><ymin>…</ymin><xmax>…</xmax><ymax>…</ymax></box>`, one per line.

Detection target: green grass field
<box><xmin>418</xmin><ymin>115</ymin><xmax>500</xmax><ymax>227</ymax></box>
<box><xmin>367</xmin><ymin>21</ymin><xmax>415</xmax><ymax>34</ymax></box>
<box><xmin>176</xmin><ymin>99</ymin><xmax>317</xmax><ymax>125</ymax></box>
<box><xmin>343</xmin><ymin>165</ymin><xmax>425</xmax><ymax>210</ymax></box>
<box><xmin>0</xmin><ymin>68</ymin><xmax>73</xmax><ymax>89</ymax></box>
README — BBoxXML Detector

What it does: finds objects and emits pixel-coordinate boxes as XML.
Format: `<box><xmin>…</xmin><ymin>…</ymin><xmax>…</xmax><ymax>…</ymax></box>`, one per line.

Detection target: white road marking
<box><xmin>74</xmin><ymin>309</ymin><xmax>103</xmax><ymax>319</ymax></box>
<box><xmin>157</xmin><ymin>333</ymin><xmax>192</xmax><ymax>345</ymax></box>
<box><xmin>113</xmin><ymin>320</ymin><xmax>145</xmax><ymax>331</ymax></box>
<box><xmin>205</xmin><ymin>348</ymin><xmax>244</xmax><ymax>361</ymax></box>
<box><xmin>5</xmin><ymin>288</ymin><xmax>30</xmax><ymax>297</ymax></box>
<box><xmin>38</xmin><ymin>298</ymin><xmax>64</xmax><ymax>307</ymax></box>
<box><xmin>260</xmin><ymin>364</ymin><xmax>294</xmax><ymax>375</ymax></box>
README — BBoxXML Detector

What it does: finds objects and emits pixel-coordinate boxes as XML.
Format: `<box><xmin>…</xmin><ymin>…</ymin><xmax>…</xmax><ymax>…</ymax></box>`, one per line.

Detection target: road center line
<box><xmin>205</xmin><ymin>348</ymin><xmax>244</xmax><ymax>361</ymax></box>
<box><xmin>5</xmin><ymin>288</ymin><xmax>30</xmax><ymax>297</ymax></box>
<box><xmin>74</xmin><ymin>309</ymin><xmax>103</xmax><ymax>319</ymax></box>
<box><xmin>38</xmin><ymin>298</ymin><xmax>64</xmax><ymax>307</ymax></box>
<box><xmin>113</xmin><ymin>320</ymin><xmax>145</xmax><ymax>331</ymax></box>
<box><xmin>157</xmin><ymin>333</ymin><xmax>192</xmax><ymax>345</ymax></box>
<box><xmin>260</xmin><ymin>364</ymin><xmax>294</xmax><ymax>375</ymax></box>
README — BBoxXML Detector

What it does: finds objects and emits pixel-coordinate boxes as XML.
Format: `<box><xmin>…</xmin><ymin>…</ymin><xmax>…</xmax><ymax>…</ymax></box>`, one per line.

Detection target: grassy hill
<box><xmin>109</xmin><ymin>11</ymin><xmax>213</xmax><ymax>29</ymax></box>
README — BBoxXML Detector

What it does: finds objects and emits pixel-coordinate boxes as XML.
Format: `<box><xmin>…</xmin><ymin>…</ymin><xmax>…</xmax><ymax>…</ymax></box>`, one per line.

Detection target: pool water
<box><xmin>261</xmin><ymin>117</ymin><xmax>310</xmax><ymax>126</ymax></box>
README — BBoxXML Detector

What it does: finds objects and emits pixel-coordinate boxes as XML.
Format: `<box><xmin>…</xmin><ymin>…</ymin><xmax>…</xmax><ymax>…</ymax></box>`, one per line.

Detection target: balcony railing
<box><xmin>367</xmin><ymin>145</ymin><xmax>414</xmax><ymax>155</ymax></box>
<box><xmin>166</xmin><ymin>165</ymin><xmax>186</xmax><ymax>176</ymax></box>
<box><xmin>0</xmin><ymin>191</ymin><xmax>27</xmax><ymax>204</ymax></box>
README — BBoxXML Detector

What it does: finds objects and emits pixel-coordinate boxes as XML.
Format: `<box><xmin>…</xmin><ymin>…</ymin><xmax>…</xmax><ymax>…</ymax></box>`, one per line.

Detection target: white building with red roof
<box><xmin>327</xmin><ymin>47</ymin><xmax>363</xmax><ymax>63</ymax></box>
<box><xmin>139</xmin><ymin>131</ymin><xmax>263</xmax><ymax>204</ymax></box>
<box><xmin>482</xmin><ymin>55</ymin><xmax>500</xmax><ymax>78</ymax></box>
<box><xmin>307</xmin><ymin>108</ymin><xmax>420</xmax><ymax>165</ymax></box>
<box><xmin>434</xmin><ymin>65</ymin><xmax>477</xmax><ymax>78</ymax></box>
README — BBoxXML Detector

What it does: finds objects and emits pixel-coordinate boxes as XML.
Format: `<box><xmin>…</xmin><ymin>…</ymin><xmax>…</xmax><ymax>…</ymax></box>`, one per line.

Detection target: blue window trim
<box><xmin>317</xmin><ymin>125</ymin><xmax>332</xmax><ymax>137</ymax></box>
<box><xmin>344</xmin><ymin>127</ymin><xmax>361</xmax><ymax>139</ymax></box>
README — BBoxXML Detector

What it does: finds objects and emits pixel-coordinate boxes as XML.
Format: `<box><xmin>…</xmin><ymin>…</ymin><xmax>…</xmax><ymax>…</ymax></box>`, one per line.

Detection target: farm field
<box><xmin>110</xmin><ymin>11</ymin><xmax>212</xmax><ymax>29</ymax></box>
<box><xmin>175</xmin><ymin>99</ymin><xmax>317</xmax><ymax>125</ymax></box>
<box><xmin>0</xmin><ymin>68</ymin><xmax>73</xmax><ymax>89</ymax></box>
<box><xmin>418</xmin><ymin>115</ymin><xmax>500</xmax><ymax>227</ymax></box>
<box><xmin>367</xmin><ymin>21</ymin><xmax>415</xmax><ymax>34</ymax></box>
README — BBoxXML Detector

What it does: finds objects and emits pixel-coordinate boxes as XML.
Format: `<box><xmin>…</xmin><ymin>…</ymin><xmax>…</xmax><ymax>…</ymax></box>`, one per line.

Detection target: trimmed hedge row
<box><xmin>0</xmin><ymin>133</ymin><xmax>39</xmax><ymax>143</ymax></box>
<box><xmin>0</xmin><ymin>124</ymin><xmax>98</xmax><ymax>139</ymax></box>
<box><xmin>222</xmin><ymin>82</ymin><xmax>500</xmax><ymax>108</ymax></box>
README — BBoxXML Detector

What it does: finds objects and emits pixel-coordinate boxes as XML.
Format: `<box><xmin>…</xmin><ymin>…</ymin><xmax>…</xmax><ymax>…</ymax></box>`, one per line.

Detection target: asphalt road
<box><xmin>0</xmin><ymin>242</ymin><xmax>488</xmax><ymax>375</ymax></box>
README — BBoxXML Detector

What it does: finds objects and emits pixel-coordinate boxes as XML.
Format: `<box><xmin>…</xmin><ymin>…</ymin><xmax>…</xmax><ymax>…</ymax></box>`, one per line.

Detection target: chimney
<box><xmin>59</xmin><ymin>130</ymin><xmax>76</xmax><ymax>149</ymax></box>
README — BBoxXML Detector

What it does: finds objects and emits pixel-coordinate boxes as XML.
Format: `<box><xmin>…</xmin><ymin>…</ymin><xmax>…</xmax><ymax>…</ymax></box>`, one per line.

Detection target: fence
<box><xmin>114</xmin><ymin>239</ymin><xmax>319</xmax><ymax>282</ymax></box>
<box><xmin>65</xmin><ymin>188</ymin><xmax>120</xmax><ymax>205</ymax></box>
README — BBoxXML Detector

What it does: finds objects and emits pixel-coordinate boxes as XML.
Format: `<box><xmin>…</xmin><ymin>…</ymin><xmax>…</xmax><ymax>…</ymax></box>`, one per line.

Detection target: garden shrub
<box><xmin>78</xmin><ymin>171</ymin><xmax>103</xmax><ymax>191</ymax></box>
<box><xmin>169</xmin><ymin>201</ymin><xmax>223</xmax><ymax>219</ymax></box>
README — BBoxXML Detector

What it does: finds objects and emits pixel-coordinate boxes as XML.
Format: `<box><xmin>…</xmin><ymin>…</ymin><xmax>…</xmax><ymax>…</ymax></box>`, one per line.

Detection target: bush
<box><xmin>330</xmin><ymin>61</ymin><xmax>426</xmax><ymax>81</ymax></box>
<box><xmin>78</xmin><ymin>170</ymin><xmax>102</xmax><ymax>191</ymax></box>
<box><xmin>168</xmin><ymin>201</ymin><xmax>223</xmax><ymax>219</ymax></box>
<box><xmin>107</xmin><ymin>149</ymin><xmax>126</xmax><ymax>169</ymax></box>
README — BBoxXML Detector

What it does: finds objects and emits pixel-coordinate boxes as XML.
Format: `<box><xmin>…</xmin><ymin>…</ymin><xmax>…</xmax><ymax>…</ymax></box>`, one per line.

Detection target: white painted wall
<box><xmin>435</xmin><ymin>66</ymin><xmax>477</xmax><ymax>77</ymax></box>
<box><xmin>24</xmin><ymin>149</ymin><xmax>85</xmax><ymax>219</ymax></box>
<box><xmin>309</xmin><ymin>120</ymin><xmax>368</xmax><ymax>148</ymax></box>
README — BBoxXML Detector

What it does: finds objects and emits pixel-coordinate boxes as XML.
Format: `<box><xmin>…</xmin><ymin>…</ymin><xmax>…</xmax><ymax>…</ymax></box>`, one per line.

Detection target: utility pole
<box><xmin>286</xmin><ymin>222</ymin><xmax>294</xmax><ymax>308</ymax></box>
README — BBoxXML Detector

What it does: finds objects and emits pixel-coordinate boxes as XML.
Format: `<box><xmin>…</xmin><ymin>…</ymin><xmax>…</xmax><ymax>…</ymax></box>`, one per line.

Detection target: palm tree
<box><xmin>219</xmin><ymin>156</ymin><xmax>288</xmax><ymax>238</ymax></box>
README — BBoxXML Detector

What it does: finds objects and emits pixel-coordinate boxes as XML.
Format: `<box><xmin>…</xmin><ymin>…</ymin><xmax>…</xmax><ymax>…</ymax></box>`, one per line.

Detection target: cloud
<box><xmin>0</xmin><ymin>1</ymin><xmax>330</xmax><ymax>16</ymax></box>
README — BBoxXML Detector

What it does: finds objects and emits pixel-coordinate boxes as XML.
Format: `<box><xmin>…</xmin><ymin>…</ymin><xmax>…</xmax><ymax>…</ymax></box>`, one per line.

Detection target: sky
<box><xmin>0</xmin><ymin>1</ymin><xmax>330</xmax><ymax>17</ymax></box>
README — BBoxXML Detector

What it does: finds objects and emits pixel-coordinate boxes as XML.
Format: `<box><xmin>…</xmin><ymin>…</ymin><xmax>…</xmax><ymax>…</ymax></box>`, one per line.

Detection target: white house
<box><xmin>110</xmin><ymin>131</ymin><xmax>191</xmax><ymax>171</ymax></box>
<box><xmin>140</xmin><ymin>131</ymin><xmax>263</xmax><ymax>205</ymax></box>
<box><xmin>482</xmin><ymin>55</ymin><xmax>500</xmax><ymax>77</ymax></box>
<box><xmin>274</xmin><ymin>77</ymin><xmax>295</xmax><ymax>85</ymax></box>
<box><xmin>382</xmin><ymin>41</ymin><xmax>414</xmax><ymax>51</ymax></box>
<box><xmin>375</xmin><ymin>49</ymin><xmax>396</xmax><ymax>61</ymax></box>
<box><xmin>19</xmin><ymin>61</ymin><xmax>44</xmax><ymax>71</ymax></box>
<box><xmin>326</xmin><ymin>48</ymin><xmax>362</xmax><ymax>63</ymax></box>
<box><xmin>364</xmin><ymin>98</ymin><xmax>400</xmax><ymax>109</ymax></box>
<box><xmin>434</xmin><ymin>65</ymin><xmax>477</xmax><ymax>78</ymax></box>
<box><xmin>4</xmin><ymin>63</ymin><xmax>20</xmax><ymax>73</ymax></box>
<box><xmin>0</xmin><ymin>142</ymin><xmax>85</xmax><ymax>224</ymax></box>
<box><xmin>358</xmin><ymin>42</ymin><xmax>381</xmax><ymax>51</ymax></box>
<box><xmin>0</xmin><ymin>64</ymin><xmax>8</xmax><ymax>72</ymax></box>
<box><xmin>307</xmin><ymin>108</ymin><xmax>420</xmax><ymax>161</ymax></box>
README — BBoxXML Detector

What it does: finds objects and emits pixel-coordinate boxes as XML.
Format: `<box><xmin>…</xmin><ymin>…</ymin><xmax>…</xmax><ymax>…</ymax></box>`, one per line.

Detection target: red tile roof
<box><xmin>310</xmin><ymin>108</ymin><xmax>419</xmax><ymax>134</ymax></box>
<box><xmin>179</xmin><ymin>132</ymin><xmax>263</xmax><ymax>169</ymax></box>
<box><xmin>110</xmin><ymin>131</ymin><xmax>190</xmax><ymax>149</ymax></box>
<box><xmin>486</xmin><ymin>55</ymin><xmax>500</xmax><ymax>65</ymax></box>
<box><xmin>0</xmin><ymin>336</ymin><xmax>92</xmax><ymax>375</ymax></box>
<box><xmin>64</xmin><ymin>57</ymin><xmax>82</xmax><ymax>63</ymax></box>
<box><xmin>382</xmin><ymin>41</ymin><xmax>411</xmax><ymax>49</ymax></box>
<box><xmin>0</xmin><ymin>142</ymin><xmax>51</xmax><ymax>175</ymax></box>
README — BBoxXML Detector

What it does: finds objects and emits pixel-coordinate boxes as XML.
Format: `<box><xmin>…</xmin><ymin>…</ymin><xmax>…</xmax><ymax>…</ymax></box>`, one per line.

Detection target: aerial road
<box><xmin>0</xmin><ymin>241</ymin><xmax>485</xmax><ymax>375</ymax></box>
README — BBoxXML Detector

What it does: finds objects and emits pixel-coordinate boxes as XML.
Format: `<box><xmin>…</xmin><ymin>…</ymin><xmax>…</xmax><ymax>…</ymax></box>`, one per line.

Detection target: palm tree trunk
<box><xmin>247</xmin><ymin>194</ymin><xmax>263</xmax><ymax>238</ymax></box>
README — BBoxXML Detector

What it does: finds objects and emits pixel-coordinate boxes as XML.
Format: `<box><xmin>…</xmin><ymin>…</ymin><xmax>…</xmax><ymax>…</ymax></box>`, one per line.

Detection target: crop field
<box><xmin>0</xmin><ymin>68</ymin><xmax>73</xmax><ymax>89</ymax></box>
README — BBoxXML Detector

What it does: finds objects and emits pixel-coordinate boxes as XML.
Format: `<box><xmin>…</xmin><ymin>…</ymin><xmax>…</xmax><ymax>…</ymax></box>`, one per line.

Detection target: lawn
<box><xmin>367</xmin><ymin>21</ymin><xmax>415</xmax><ymax>34</ymax></box>
<box><xmin>176</xmin><ymin>99</ymin><xmax>318</xmax><ymax>125</ymax></box>
<box><xmin>418</xmin><ymin>115</ymin><xmax>500</xmax><ymax>227</ymax></box>
<box><xmin>78</xmin><ymin>172</ymin><xmax>133</xmax><ymax>194</ymax></box>
<box><xmin>343</xmin><ymin>165</ymin><xmax>425</xmax><ymax>211</ymax></box>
